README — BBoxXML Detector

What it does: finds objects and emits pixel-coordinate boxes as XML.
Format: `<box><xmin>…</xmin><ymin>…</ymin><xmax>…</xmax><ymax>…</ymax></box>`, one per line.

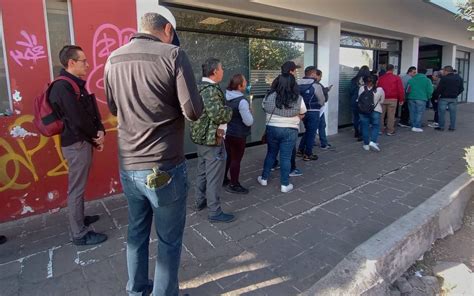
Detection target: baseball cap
<box><xmin>151</xmin><ymin>6</ymin><xmax>180</xmax><ymax>46</ymax></box>
<box><xmin>281</xmin><ymin>61</ymin><xmax>300</xmax><ymax>74</ymax></box>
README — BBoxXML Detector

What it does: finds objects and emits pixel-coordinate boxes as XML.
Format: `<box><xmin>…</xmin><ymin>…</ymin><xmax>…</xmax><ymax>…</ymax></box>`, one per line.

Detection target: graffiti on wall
<box><xmin>9</xmin><ymin>30</ymin><xmax>47</xmax><ymax>68</ymax></box>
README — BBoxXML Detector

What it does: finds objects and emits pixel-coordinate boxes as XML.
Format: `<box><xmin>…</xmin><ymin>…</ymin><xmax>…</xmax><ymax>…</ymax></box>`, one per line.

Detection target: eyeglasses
<box><xmin>74</xmin><ymin>59</ymin><xmax>88</xmax><ymax>64</ymax></box>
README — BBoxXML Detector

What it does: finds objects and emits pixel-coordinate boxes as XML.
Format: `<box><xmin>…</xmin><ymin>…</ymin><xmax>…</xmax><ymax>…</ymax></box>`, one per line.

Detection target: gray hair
<box><xmin>202</xmin><ymin>58</ymin><xmax>221</xmax><ymax>78</ymax></box>
<box><xmin>140</xmin><ymin>13</ymin><xmax>169</xmax><ymax>33</ymax></box>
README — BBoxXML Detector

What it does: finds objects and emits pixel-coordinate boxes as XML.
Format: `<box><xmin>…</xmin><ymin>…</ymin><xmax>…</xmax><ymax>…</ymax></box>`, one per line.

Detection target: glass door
<box><xmin>456</xmin><ymin>57</ymin><xmax>469</xmax><ymax>103</ymax></box>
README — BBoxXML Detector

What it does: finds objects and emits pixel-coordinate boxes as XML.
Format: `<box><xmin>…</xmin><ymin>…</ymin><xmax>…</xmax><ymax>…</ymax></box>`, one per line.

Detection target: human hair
<box><xmin>59</xmin><ymin>45</ymin><xmax>83</xmax><ymax>68</ymax></box>
<box><xmin>202</xmin><ymin>58</ymin><xmax>221</xmax><ymax>78</ymax></box>
<box><xmin>407</xmin><ymin>66</ymin><xmax>417</xmax><ymax>74</ymax></box>
<box><xmin>443</xmin><ymin>65</ymin><xmax>454</xmax><ymax>73</ymax></box>
<box><xmin>304</xmin><ymin>66</ymin><xmax>317</xmax><ymax>76</ymax></box>
<box><xmin>140</xmin><ymin>12</ymin><xmax>169</xmax><ymax>33</ymax></box>
<box><xmin>386</xmin><ymin>64</ymin><xmax>395</xmax><ymax>71</ymax></box>
<box><xmin>418</xmin><ymin>68</ymin><xmax>427</xmax><ymax>74</ymax></box>
<box><xmin>352</xmin><ymin>65</ymin><xmax>370</xmax><ymax>82</ymax></box>
<box><xmin>270</xmin><ymin>74</ymin><xmax>300</xmax><ymax>109</ymax></box>
<box><xmin>364</xmin><ymin>74</ymin><xmax>379</xmax><ymax>92</ymax></box>
<box><xmin>227</xmin><ymin>74</ymin><xmax>245</xmax><ymax>91</ymax></box>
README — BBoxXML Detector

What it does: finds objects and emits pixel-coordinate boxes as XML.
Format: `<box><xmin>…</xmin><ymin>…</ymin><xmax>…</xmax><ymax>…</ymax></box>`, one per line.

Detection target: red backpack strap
<box><xmin>54</xmin><ymin>76</ymin><xmax>81</xmax><ymax>99</ymax></box>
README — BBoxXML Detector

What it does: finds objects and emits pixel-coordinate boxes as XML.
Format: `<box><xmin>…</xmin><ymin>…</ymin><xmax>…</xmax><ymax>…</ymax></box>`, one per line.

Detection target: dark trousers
<box><xmin>224</xmin><ymin>135</ymin><xmax>246</xmax><ymax>185</ymax></box>
<box><xmin>431</xmin><ymin>97</ymin><xmax>439</xmax><ymax>123</ymax></box>
<box><xmin>400</xmin><ymin>99</ymin><xmax>410</xmax><ymax>125</ymax></box>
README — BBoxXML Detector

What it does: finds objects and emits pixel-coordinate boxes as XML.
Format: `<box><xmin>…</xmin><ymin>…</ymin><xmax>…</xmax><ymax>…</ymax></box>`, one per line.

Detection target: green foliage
<box><xmin>456</xmin><ymin>0</ymin><xmax>474</xmax><ymax>31</ymax></box>
<box><xmin>465</xmin><ymin>146</ymin><xmax>474</xmax><ymax>177</ymax></box>
<box><xmin>250</xmin><ymin>39</ymin><xmax>302</xmax><ymax>70</ymax></box>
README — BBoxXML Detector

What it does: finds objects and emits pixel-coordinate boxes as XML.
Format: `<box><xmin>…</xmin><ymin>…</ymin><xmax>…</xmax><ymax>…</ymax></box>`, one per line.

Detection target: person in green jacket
<box><xmin>407</xmin><ymin>68</ymin><xmax>433</xmax><ymax>132</ymax></box>
<box><xmin>191</xmin><ymin>58</ymin><xmax>235</xmax><ymax>223</ymax></box>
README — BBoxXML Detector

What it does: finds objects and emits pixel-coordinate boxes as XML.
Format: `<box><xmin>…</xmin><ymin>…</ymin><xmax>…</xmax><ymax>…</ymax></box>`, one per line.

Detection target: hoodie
<box><xmin>407</xmin><ymin>73</ymin><xmax>433</xmax><ymax>101</ymax></box>
<box><xmin>225</xmin><ymin>90</ymin><xmax>254</xmax><ymax>127</ymax></box>
<box><xmin>297</xmin><ymin>78</ymin><xmax>326</xmax><ymax>111</ymax></box>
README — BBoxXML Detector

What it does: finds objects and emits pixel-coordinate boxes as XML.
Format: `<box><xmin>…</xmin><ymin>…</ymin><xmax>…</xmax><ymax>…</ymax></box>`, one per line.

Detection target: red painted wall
<box><xmin>0</xmin><ymin>0</ymin><xmax>136</xmax><ymax>222</ymax></box>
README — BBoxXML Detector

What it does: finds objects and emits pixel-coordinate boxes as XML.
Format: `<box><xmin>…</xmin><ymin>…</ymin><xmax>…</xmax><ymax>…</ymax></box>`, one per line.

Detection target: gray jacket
<box><xmin>105</xmin><ymin>33</ymin><xmax>203</xmax><ymax>171</ymax></box>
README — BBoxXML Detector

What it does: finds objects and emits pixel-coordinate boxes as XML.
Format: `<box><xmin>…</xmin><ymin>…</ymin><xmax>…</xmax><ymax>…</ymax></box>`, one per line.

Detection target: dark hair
<box><xmin>418</xmin><ymin>68</ymin><xmax>427</xmax><ymax>74</ymax></box>
<box><xmin>352</xmin><ymin>65</ymin><xmax>370</xmax><ymax>82</ymax></box>
<box><xmin>59</xmin><ymin>45</ymin><xmax>83</xmax><ymax>68</ymax></box>
<box><xmin>364</xmin><ymin>74</ymin><xmax>379</xmax><ymax>92</ymax></box>
<box><xmin>140</xmin><ymin>13</ymin><xmax>169</xmax><ymax>33</ymax></box>
<box><xmin>270</xmin><ymin>74</ymin><xmax>300</xmax><ymax>109</ymax></box>
<box><xmin>407</xmin><ymin>66</ymin><xmax>417</xmax><ymax>74</ymax></box>
<box><xmin>443</xmin><ymin>65</ymin><xmax>454</xmax><ymax>73</ymax></box>
<box><xmin>386</xmin><ymin>64</ymin><xmax>395</xmax><ymax>71</ymax></box>
<box><xmin>227</xmin><ymin>74</ymin><xmax>245</xmax><ymax>91</ymax></box>
<box><xmin>304</xmin><ymin>66</ymin><xmax>316</xmax><ymax>76</ymax></box>
<box><xmin>202</xmin><ymin>58</ymin><xmax>221</xmax><ymax>78</ymax></box>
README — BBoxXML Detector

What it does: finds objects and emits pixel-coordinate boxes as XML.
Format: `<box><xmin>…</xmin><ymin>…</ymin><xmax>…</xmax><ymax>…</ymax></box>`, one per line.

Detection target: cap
<box><xmin>281</xmin><ymin>61</ymin><xmax>300</xmax><ymax>74</ymax></box>
<box><xmin>152</xmin><ymin>5</ymin><xmax>180</xmax><ymax>46</ymax></box>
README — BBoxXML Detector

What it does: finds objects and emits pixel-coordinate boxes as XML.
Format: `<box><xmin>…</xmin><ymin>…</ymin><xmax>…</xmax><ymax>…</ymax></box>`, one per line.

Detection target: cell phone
<box><xmin>146</xmin><ymin>167</ymin><xmax>172</xmax><ymax>189</ymax></box>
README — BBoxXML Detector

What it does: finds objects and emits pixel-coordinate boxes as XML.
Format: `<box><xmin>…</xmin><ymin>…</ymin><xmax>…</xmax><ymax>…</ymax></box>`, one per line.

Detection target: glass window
<box><xmin>456</xmin><ymin>50</ymin><xmax>469</xmax><ymax>59</ymax></box>
<box><xmin>0</xmin><ymin>16</ymin><xmax>10</xmax><ymax>115</ymax></box>
<box><xmin>46</xmin><ymin>0</ymin><xmax>71</xmax><ymax>77</ymax></box>
<box><xmin>340</xmin><ymin>32</ymin><xmax>400</xmax><ymax>52</ymax></box>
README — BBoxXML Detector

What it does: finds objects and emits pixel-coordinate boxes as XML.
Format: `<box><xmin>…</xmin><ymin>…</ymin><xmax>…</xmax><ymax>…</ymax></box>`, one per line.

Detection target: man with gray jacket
<box><xmin>104</xmin><ymin>6</ymin><xmax>203</xmax><ymax>296</ymax></box>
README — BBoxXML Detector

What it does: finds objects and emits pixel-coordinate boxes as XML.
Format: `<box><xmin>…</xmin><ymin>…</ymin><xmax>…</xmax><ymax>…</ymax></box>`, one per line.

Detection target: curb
<box><xmin>302</xmin><ymin>173</ymin><xmax>473</xmax><ymax>296</ymax></box>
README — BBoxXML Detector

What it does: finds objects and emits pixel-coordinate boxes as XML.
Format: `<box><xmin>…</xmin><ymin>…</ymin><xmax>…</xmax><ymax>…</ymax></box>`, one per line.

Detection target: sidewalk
<box><xmin>1</xmin><ymin>104</ymin><xmax>473</xmax><ymax>296</ymax></box>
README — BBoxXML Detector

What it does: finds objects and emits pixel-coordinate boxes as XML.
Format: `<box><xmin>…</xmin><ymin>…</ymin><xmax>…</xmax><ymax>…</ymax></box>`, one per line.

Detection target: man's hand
<box><xmin>400</xmin><ymin>101</ymin><xmax>404</xmax><ymax>106</ymax></box>
<box><xmin>96</xmin><ymin>144</ymin><xmax>104</xmax><ymax>152</ymax></box>
<box><xmin>94</xmin><ymin>130</ymin><xmax>105</xmax><ymax>146</ymax></box>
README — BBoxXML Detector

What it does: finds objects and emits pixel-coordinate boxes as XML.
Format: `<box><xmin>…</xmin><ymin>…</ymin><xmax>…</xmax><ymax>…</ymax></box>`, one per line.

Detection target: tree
<box><xmin>456</xmin><ymin>0</ymin><xmax>473</xmax><ymax>31</ymax></box>
<box><xmin>250</xmin><ymin>39</ymin><xmax>302</xmax><ymax>70</ymax></box>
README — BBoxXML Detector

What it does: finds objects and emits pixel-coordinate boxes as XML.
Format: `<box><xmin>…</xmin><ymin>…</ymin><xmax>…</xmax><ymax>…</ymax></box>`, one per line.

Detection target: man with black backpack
<box><xmin>49</xmin><ymin>45</ymin><xmax>107</xmax><ymax>246</ymax></box>
<box><xmin>296</xmin><ymin>66</ymin><xmax>326</xmax><ymax>161</ymax></box>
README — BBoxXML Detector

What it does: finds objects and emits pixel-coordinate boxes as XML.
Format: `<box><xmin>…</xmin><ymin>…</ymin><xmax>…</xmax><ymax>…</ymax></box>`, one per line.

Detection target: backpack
<box><xmin>33</xmin><ymin>76</ymin><xmax>80</xmax><ymax>137</ymax></box>
<box><xmin>299</xmin><ymin>82</ymin><xmax>320</xmax><ymax>109</ymax></box>
<box><xmin>357</xmin><ymin>86</ymin><xmax>377</xmax><ymax>114</ymax></box>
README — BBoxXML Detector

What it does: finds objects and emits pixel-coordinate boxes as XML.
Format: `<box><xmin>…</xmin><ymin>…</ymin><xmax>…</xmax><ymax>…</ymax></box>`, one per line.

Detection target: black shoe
<box><xmin>223</xmin><ymin>178</ymin><xmax>230</xmax><ymax>186</ymax></box>
<box><xmin>434</xmin><ymin>127</ymin><xmax>444</xmax><ymax>131</ymax></box>
<box><xmin>303</xmin><ymin>154</ymin><xmax>318</xmax><ymax>161</ymax></box>
<box><xmin>0</xmin><ymin>235</ymin><xmax>7</xmax><ymax>245</ymax></box>
<box><xmin>84</xmin><ymin>215</ymin><xmax>100</xmax><ymax>226</ymax></box>
<box><xmin>208</xmin><ymin>212</ymin><xmax>235</xmax><ymax>223</ymax></box>
<box><xmin>195</xmin><ymin>200</ymin><xmax>207</xmax><ymax>211</ymax></box>
<box><xmin>354</xmin><ymin>130</ymin><xmax>360</xmax><ymax>138</ymax></box>
<box><xmin>448</xmin><ymin>128</ymin><xmax>455</xmax><ymax>131</ymax></box>
<box><xmin>357</xmin><ymin>137</ymin><xmax>363</xmax><ymax>142</ymax></box>
<box><xmin>296</xmin><ymin>150</ymin><xmax>304</xmax><ymax>157</ymax></box>
<box><xmin>73</xmin><ymin>231</ymin><xmax>107</xmax><ymax>246</ymax></box>
<box><xmin>225</xmin><ymin>184</ymin><xmax>249</xmax><ymax>194</ymax></box>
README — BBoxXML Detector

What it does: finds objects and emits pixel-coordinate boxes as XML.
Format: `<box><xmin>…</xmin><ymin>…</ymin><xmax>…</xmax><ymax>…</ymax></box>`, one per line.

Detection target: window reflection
<box><xmin>46</xmin><ymin>0</ymin><xmax>71</xmax><ymax>78</ymax></box>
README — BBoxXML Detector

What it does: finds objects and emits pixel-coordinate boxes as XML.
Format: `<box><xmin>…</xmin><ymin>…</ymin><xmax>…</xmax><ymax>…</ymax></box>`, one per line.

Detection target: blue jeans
<box><xmin>262</xmin><ymin>126</ymin><xmax>298</xmax><ymax>186</ymax></box>
<box><xmin>120</xmin><ymin>162</ymin><xmax>188</xmax><ymax>296</ymax></box>
<box><xmin>298</xmin><ymin>111</ymin><xmax>319</xmax><ymax>155</ymax></box>
<box><xmin>318</xmin><ymin>113</ymin><xmax>328</xmax><ymax>147</ymax></box>
<box><xmin>408</xmin><ymin>100</ymin><xmax>426</xmax><ymax>128</ymax></box>
<box><xmin>438</xmin><ymin>98</ymin><xmax>457</xmax><ymax>129</ymax></box>
<box><xmin>360</xmin><ymin>111</ymin><xmax>381</xmax><ymax>145</ymax></box>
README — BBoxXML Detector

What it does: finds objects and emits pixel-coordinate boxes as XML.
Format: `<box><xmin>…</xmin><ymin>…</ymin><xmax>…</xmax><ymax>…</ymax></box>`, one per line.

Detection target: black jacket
<box><xmin>433</xmin><ymin>73</ymin><xmax>464</xmax><ymax>99</ymax></box>
<box><xmin>49</xmin><ymin>69</ymin><xmax>104</xmax><ymax>147</ymax></box>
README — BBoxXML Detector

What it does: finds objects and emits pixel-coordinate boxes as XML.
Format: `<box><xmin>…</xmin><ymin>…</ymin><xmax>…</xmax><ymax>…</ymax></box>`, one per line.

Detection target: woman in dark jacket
<box><xmin>349</xmin><ymin>65</ymin><xmax>370</xmax><ymax>141</ymax></box>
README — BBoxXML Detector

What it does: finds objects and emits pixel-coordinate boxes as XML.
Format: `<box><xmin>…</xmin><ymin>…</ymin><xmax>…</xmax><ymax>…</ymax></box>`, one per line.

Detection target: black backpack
<box><xmin>357</xmin><ymin>86</ymin><xmax>377</xmax><ymax>114</ymax></box>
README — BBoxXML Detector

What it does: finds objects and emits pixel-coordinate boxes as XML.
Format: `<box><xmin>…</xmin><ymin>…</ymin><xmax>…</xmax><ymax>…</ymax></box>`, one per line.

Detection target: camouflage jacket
<box><xmin>190</xmin><ymin>82</ymin><xmax>233</xmax><ymax>146</ymax></box>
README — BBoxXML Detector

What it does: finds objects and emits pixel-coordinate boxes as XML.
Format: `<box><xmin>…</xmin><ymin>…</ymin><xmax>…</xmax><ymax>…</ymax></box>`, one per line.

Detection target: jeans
<box><xmin>360</xmin><ymin>111</ymin><xmax>381</xmax><ymax>145</ymax></box>
<box><xmin>318</xmin><ymin>113</ymin><xmax>328</xmax><ymax>147</ymax></box>
<box><xmin>352</xmin><ymin>99</ymin><xmax>360</xmax><ymax>134</ymax></box>
<box><xmin>120</xmin><ymin>162</ymin><xmax>188</xmax><ymax>296</ymax></box>
<box><xmin>438</xmin><ymin>98</ymin><xmax>457</xmax><ymax>129</ymax></box>
<box><xmin>261</xmin><ymin>126</ymin><xmax>298</xmax><ymax>186</ymax></box>
<box><xmin>298</xmin><ymin>111</ymin><xmax>319</xmax><ymax>155</ymax></box>
<box><xmin>408</xmin><ymin>100</ymin><xmax>427</xmax><ymax>128</ymax></box>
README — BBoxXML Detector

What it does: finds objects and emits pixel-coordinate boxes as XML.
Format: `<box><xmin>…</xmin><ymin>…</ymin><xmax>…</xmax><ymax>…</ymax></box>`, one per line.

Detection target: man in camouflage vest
<box><xmin>191</xmin><ymin>58</ymin><xmax>235</xmax><ymax>223</ymax></box>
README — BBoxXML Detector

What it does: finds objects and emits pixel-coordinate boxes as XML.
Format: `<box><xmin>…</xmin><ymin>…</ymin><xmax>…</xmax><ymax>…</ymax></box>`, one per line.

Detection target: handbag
<box><xmin>261</xmin><ymin>103</ymin><xmax>276</xmax><ymax>144</ymax></box>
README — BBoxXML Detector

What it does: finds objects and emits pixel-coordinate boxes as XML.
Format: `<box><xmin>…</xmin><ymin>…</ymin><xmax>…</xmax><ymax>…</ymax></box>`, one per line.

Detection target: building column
<box><xmin>442</xmin><ymin>44</ymin><xmax>456</xmax><ymax>68</ymax></box>
<box><xmin>401</xmin><ymin>36</ymin><xmax>419</xmax><ymax>73</ymax></box>
<box><xmin>317</xmin><ymin>20</ymin><xmax>341</xmax><ymax>135</ymax></box>
<box><xmin>468</xmin><ymin>51</ymin><xmax>474</xmax><ymax>103</ymax></box>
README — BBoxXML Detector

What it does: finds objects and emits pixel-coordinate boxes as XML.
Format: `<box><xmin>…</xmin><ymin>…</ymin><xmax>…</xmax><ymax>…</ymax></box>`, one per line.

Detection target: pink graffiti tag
<box><xmin>86</xmin><ymin>24</ymin><xmax>136</xmax><ymax>104</ymax></box>
<box><xmin>9</xmin><ymin>30</ymin><xmax>46</xmax><ymax>67</ymax></box>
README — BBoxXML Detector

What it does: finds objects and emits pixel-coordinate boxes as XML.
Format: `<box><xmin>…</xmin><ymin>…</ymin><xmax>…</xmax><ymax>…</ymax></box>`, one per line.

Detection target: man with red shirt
<box><xmin>378</xmin><ymin>64</ymin><xmax>405</xmax><ymax>135</ymax></box>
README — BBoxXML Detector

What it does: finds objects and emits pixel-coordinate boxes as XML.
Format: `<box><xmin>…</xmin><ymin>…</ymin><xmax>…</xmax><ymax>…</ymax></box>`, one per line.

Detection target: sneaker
<box><xmin>363</xmin><ymin>145</ymin><xmax>370</xmax><ymax>151</ymax></box>
<box><xmin>369</xmin><ymin>141</ymin><xmax>380</xmax><ymax>152</ymax></box>
<box><xmin>289</xmin><ymin>169</ymin><xmax>303</xmax><ymax>177</ymax></box>
<box><xmin>386</xmin><ymin>132</ymin><xmax>395</xmax><ymax>136</ymax></box>
<box><xmin>434</xmin><ymin>127</ymin><xmax>444</xmax><ymax>132</ymax></box>
<box><xmin>73</xmin><ymin>231</ymin><xmax>108</xmax><ymax>246</ymax></box>
<box><xmin>378</xmin><ymin>131</ymin><xmax>383</xmax><ymax>135</ymax></box>
<box><xmin>208</xmin><ymin>212</ymin><xmax>235</xmax><ymax>223</ymax></box>
<box><xmin>271</xmin><ymin>161</ymin><xmax>280</xmax><ymax>171</ymax></box>
<box><xmin>225</xmin><ymin>184</ymin><xmax>249</xmax><ymax>194</ymax></box>
<box><xmin>303</xmin><ymin>154</ymin><xmax>318</xmax><ymax>161</ymax></box>
<box><xmin>0</xmin><ymin>235</ymin><xmax>7</xmax><ymax>245</ymax></box>
<box><xmin>320</xmin><ymin>144</ymin><xmax>334</xmax><ymax>150</ymax></box>
<box><xmin>411</xmin><ymin>127</ymin><xmax>423</xmax><ymax>132</ymax></box>
<box><xmin>195</xmin><ymin>199</ymin><xmax>207</xmax><ymax>211</ymax></box>
<box><xmin>84</xmin><ymin>215</ymin><xmax>100</xmax><ymax>226</ymax></box>
<box><xmin>428</xmin><ymin>122</ymin><xmax>439</xmax><ymax>128</ymax></box>
<box><xmin>296</xmin><ymin>150</ymin><xmax>304</xmax><ymax>157</ymax></box>
<box><xmin>281</xmin><ymin>183</ymin><xmax>294</xmax><ymax>193</ymax></box>
<box><xmin>397</xmin><ymin>122</ymin><xmax>410</xmax><ymax>128</ymax></box>
<box><xmin>257</xmin><ymin>176</ymin><xmax>268</xmax><ymax>186</ymax></box>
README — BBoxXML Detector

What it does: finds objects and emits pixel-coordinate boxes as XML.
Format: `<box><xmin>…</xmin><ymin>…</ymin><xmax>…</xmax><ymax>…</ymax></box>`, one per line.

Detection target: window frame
<box><xmin>0</xmin><ymin>10</ymin><xmax>12</xmax><ymax>114</ymax></box>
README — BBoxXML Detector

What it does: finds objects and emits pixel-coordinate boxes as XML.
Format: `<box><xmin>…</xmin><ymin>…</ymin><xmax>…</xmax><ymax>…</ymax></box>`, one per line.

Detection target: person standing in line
<box><xmin>428</xmin><ymin>71</ymin><xmax>442</xmax><ymax>128</ymax></box>
<box><xmin>0</xmin><ymin>235</ymin><xmax>6</xmax><ymax>244</ymax></box>
<box><xmin>434</xmin><ymin>65</ymin><xmax>464</xmax><ymax>132</ymax></box>
<box><xmin>49</xmin><ymin>45</ymin><xmax>107</xmax><ymax>246</ymax></box>
<box><xmin>223</xmin><ymin>74</ymin><xmax>254</xmax><ymax>194</ymax></box>
<box><xmin>406</xmin><ymin>68</ymin><xmax>433</xmax><ymax>132</ymax></box>
<box><xmin>105</xmin><ymin>7</ymin><xmax>204</xmax><ymax>295</ymax></box>
<box><xmin>398</xmin><ymin>66</ymin><xmax>417</xmax><ymax>128</ymax></box>
<box><xmin>191</xmin><ymin>58</ymin><xmax>236</xmax><ymax>223</ymax></box>
<box><xmin>378</xmin><ymin>64</ymin><xmax>405</xmax><ymax>136</ymax></box>
<box><xmin>358</xmin><ymin>75</ymin><xmax>385</xmax><ymax>151</ymax></box>
<box><xmin>349</xmin><ymin>66</ymin><xmax>370</xmax><ymax>141</ymax></box>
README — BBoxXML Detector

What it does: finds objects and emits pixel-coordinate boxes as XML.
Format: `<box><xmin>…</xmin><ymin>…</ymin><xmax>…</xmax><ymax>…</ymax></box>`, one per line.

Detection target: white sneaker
<box><xmin>363</xmin><ymin>145</ymin><xmax>370</xmax><ymax>151</ymax></box>
<box><xmin>369</xmin><ymin>141</ymin><xmax>380</xmax><ymax>152</ymax></box>
<box><xmin>257</xmin><ymin>176</ymin><xmax>267</xmax><ymax>186</ymax></box>
<box><xmin>411</xmin><ymin>127</ymin><xmax>423</xmax><ymax>132</ymax></box>
<box><xmin>428</xmin><ymin>122</ymin><xmax>439</xmax><ymax>128</ymax></box>
<box><xmin>281</xmin><ymin>183</ymin><xmax>294</xmax><ymax>193</ymax></box>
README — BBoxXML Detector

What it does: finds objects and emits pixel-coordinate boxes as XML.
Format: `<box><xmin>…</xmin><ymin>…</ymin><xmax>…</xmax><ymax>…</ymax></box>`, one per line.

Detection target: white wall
<box><xmin>401</xmin><ymin>37</ymin><xmax>419</xmax><ymax>73</ymax></box>
<box><xmin>442</xmin><ymin>45</ymin><xmax>457</xmax><ymax>68</ymax></box>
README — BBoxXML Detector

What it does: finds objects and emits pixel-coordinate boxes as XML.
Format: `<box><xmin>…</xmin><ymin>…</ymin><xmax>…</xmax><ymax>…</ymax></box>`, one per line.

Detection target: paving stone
<box><xmin>224</xmin><ymin>219</ymin><xmax>264</xmax><ymax>241</ymax></box>
<box><xmin>51</xmin><ymin>243</ymin><xmax>80</xmax><ymax>277</ymax></box>
<box><xmin>307</xmin><ymin>209</ymin><xmax>352</xmax><ymax>235</ymax></box>
<box><xmin>0</xmin><ymin>275</ymin><xmax>20</xmax><ymax>295</ymax></box>
<box><xmin>292</xmin><ymin>227</ymin><xmax>331</xmax><ymax>249</ymax></box>
<box><xmin>321</xmin><ymin>198</ymin><xmax>353</xmax><ymax>215</ymax></box>
<box><xmin>19</xmin><ymin>251</ymin><xmax>49</xmax><ymax>283</ymax></box>
<box><xmin>380</xmin><ymin>201</ymin><xmax>413</xmax><ymax>219</ymax></box>
<box><xmin>237</xmin><ymin>229</ymin><xmax>276</xmax><ymax>249</ymax></box>
<box><xmin>292</xmin><ymin>264</ymin><xmax>333</xmax><ymax>292</ymax></box>
<box><xmin>0</xmin><ymin>258</ymin><xmax>21</xmax><ymax>279</ymax></box>
<box><xmin>83</xmin><ymin>260</ymin><xmax>122</xmax><ymax>295</ymax></box>
<box><xmin>247</xmin><ymin>236</ymin><xmax>305</xmax><ymax>268</ymax></box>
<box><xmin>271</xmin><ymin>215</ymin><xmax>313</xmax><ymax>238</ymax></box>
